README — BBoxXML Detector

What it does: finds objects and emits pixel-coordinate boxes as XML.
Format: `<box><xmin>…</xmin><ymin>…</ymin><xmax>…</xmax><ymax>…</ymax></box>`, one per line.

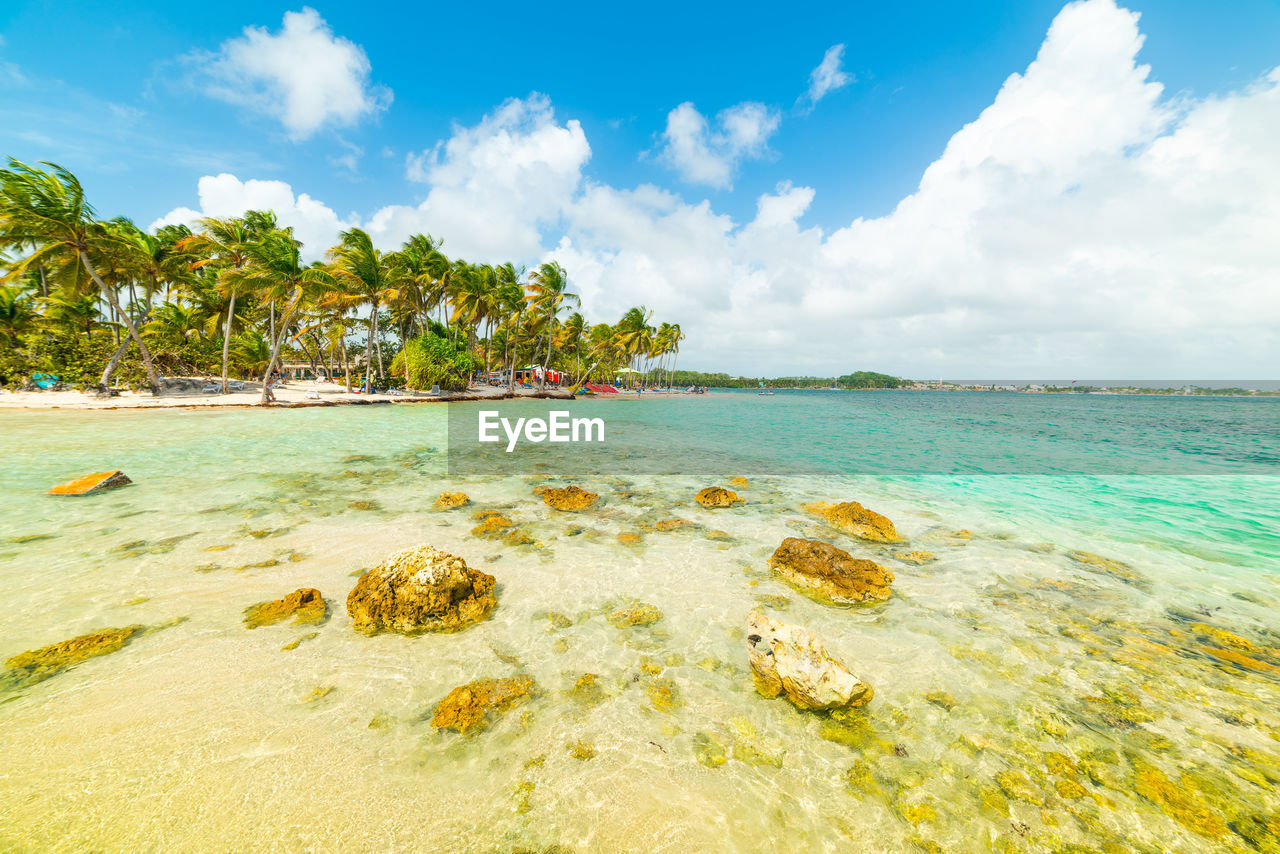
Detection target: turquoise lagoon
<box><xmin>0</xmin><ymin>392</ymin><xmax>1278</xmax><ymax>852</ymax></box>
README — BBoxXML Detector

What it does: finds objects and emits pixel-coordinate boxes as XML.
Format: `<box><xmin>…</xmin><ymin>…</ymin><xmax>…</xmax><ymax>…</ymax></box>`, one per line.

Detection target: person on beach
<box><xmin>264</xmin><ymin>373</ymin><xmax>276</xmax><ymax>402</ymax></box>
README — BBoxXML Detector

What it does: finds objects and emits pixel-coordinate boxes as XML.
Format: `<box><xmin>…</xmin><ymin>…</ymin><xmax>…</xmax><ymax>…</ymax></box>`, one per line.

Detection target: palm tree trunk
<box><xmin>340</xmin><ymin>327</ymin><xmax>351</xmax><ymax>392</ymax></box>
<box><xmin>81</xmin><ymin>252</ymin><xmax>160</xmax><ymax>395</ymax></box>
<box><xmin>507</xmin><ymin>312</ymin><xmax>522</xmax><ymax>392</ymax></box>
<box><xmin>366</xmin><ymin>300</ymin><xmax>378</xmax><ymax>391</ymax></box>
<box><xmin>260</xmin><ymin>289</ymin><xmax>302</xmax><ymax>404</ymax></box>
<box><xmin>220</xmin><ymin>291</ymin><xmax>236</xmax><ymax>393</ymax></box>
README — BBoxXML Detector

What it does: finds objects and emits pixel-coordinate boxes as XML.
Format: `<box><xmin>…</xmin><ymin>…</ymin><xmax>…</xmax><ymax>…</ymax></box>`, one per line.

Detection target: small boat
<box><xmin>757</xmin><ymin>383</ymin><xmax>774</xmax><ymax>396</ymax></box>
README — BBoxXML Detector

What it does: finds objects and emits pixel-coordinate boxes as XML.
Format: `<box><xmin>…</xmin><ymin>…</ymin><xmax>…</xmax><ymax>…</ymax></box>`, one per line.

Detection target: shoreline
<box><xmin>0</xmin><ymin>381</ymin><xmax>584</xmax><ymax>412</ymax></box>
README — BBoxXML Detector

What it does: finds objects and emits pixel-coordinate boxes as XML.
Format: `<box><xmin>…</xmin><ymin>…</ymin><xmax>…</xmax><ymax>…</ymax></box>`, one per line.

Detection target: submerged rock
<box><xmin>803</xmin><ymin>500</ymin><xmax>899</xmax><ymax>542</ymax></box>
<box><xmin>46</xmin><ymin>470</ymin><xmax>133</xmax><ymax>496</ymax></box>
<box><xmin>346</xmin><ymin>544</ymin><xmax>496</xmax><ymax>634</ymax></box>
<box><xmin>746</xmin><ymin>610</ymin><xmax>873</xmax><ymax>711</ymax></box>
<box><xmin>768</xmin><ymin>537</ymin><xmax>894</xmax><ymax>604</ymax></box>
<box><xmin>4</xmin><ymin>625</ymin><xmax>144</xmax><ymax>688</ymax></box>
<box><xmin>696</xmin><ymin>487</ymin><xmax>744</xmax><ymax>508</ymax></box>
<box><xmin>433</xmin><ymin>491</ymin><xmax>471</xmax><ymax>510</ymax></box>
<box><xmin>430</xmin><ymin>675</ymin><xmax>538</xmax><ymax>734</ymax></box>
<box><xmin>535</xmin><ymin>485</ymin><xmax>599</xmax><ymax>511</ymax></box>
<box><xmin>243</xmin><ymin>588</ymin><xmax>327</xmax><ymax>629</ymax></box>
<box><xmin>608</xmin><ymin>602</ymin><xmax>663</xmax><ymax>628</ymax></box>
<box><xmin>897</xmin><ymin>551</ymin><xmax>936</xmax><ymax>565</ymax></box>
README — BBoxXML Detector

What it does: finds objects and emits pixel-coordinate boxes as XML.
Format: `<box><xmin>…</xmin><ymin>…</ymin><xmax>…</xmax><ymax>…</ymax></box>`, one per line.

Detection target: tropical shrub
<box><xmin>391</xmin><ymin>333</ymin><xmax>475</xmax><ymax>391</ymax></box>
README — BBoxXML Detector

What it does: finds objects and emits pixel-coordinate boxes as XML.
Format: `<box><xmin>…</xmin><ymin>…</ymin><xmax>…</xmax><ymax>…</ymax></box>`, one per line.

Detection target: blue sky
<box><xmin>3</xmin><ymin>1</ymin><xmax>1280</xmax><ymax>377</ymax></box>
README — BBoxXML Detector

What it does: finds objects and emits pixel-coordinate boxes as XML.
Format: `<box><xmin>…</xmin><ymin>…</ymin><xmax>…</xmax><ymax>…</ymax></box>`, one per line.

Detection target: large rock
<box><xmin>747</xmin><ymin>610</ymin><xmax>872</xmax><ymax>711</ymax></box>
<box><xmin>3</xmin><ymin>625</ymin><xmax>143</xmax><ymax>688</ymax></box>
<box><xmin>243</xmin><ymin>588</ymin><xmax>327</xmax><ymax>629</ymax></box>
<box><xmin>696</xmin><ymin>487</ymin><xmax>743</xmax><ymax>508</ymax></box>
<box><xmin>535</xmin><ymin>485</ymin><xmax>598</xmax><ymax>511</ymax></box>
<box><xmin>346</xmin><ymin>545</ymin><xmax>496</xmax><ymax>635</ymax></box>
<box><xmin>47</xmin><ymin>470</ymin><xmax>132</xmax><ymax>496</ymax></box>
<box><xmin>768</xmin><ymin>537</ymin><xmax>894</xmax><ymax>604</ymax></box>
<box><xmin>431</xmin><ymin>675</ymin><xmax>538</xmax><ymax>733</ymax></box>
<box><xmin>803</xmin><ymin>500</ymin><xmax>899</xmax><ymax>542</ymax></box>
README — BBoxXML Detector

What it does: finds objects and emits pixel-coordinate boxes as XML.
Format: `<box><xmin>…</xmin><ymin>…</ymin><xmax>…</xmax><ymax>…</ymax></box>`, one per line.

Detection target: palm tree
<box><xmin>241</xmin><ymin>228</ymin><xmax>330</xmax><ymax>403</ymax></box>
<box><xmin>527</xmin><ymin>261</ymin><xmax>578</xmax><ymax>390</ymax></box>
<box><xmin>325</xmin><ymin>228</ymin><xmax>401</xmax><ymax>391</ymax></box>
<box><xmin>559</xmin><ymin>311</ymin><xmax>587</xmax><ymax>383</ymax></box>
<box><xmin>180</xmin><ymin>213</ymin><xmax>274</xmax><ymax>392</ymax></box>
<box><xmin>0</xmin><ymin>159</ymin><xmax>161</xmax><ymax>393</ymax></box>
<box><xmin>0</xmin><ymin>284</ymin><xmax>36</xmax><ymax>345</ymax></box>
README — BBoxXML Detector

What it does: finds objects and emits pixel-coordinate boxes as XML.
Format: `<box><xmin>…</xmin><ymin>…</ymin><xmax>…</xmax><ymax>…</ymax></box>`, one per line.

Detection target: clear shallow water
<box><xmin>0</xmin><ymin>400</ymin><xmax>1278</xmax><ymax>853</ymax></box>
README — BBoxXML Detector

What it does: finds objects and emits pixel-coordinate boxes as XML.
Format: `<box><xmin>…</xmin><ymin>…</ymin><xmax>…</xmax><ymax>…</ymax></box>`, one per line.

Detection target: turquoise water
<box><xmin>1</xmin><ymin>398</ymin><xmax>1278</xmax><ymax>852</ymax></box>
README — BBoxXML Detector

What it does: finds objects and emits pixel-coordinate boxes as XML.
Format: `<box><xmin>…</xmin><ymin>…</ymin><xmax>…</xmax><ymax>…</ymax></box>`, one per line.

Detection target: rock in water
<box><xmin>4</xmin><ymin>625</ymin><xmax>144</xmax><ymax>688</ymax></box>
<box><xmin>746</xmin><ymin>610</ymin><xmax>873</xmax><ymax>711</ymax></box>
<box><xmin>431</xmin><ymin>675</ymin><xmax>538</xmax><ymax>733</ymax></box>
<box><xmin>696</xmin><ymin>487</ymin><xmax>743</xmax><ymax>508</ymax></box>
<box><xmin>433</xmin><ymin>492</ymin><xmax>470</xmax><ymax>510</ymax></box>
<box><xmin>535</xmin><ymin>485</ymin><xmax>599</xmax><ymax>511</ymax></box>
<box><xmin>46</xmin><ymin>470</ymin><xmax>132</xmax><ymax>496</ymax></box>
<box><xmin>346</xmin><ymin>544</ymin><xmax>496</xmax><ymax>634</ymax></box>
<box><xmin>769</xmin><ymin>537</ymin><xmax>894</xmax><ymax>604</ymax></box>
<box><xmin>803</xmin><ymin>500</ymin><xmax>899</xmax><ymax>542</ymax></box>
<box><xmin>243</xmin><ymin>588</ymin><xmax>327</xmax><ymax>629</ymax></box>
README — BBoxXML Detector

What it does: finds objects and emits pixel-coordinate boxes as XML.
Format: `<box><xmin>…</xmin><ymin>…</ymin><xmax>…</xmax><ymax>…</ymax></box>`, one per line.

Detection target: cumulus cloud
<box><xmin>657</xmin><ymin>101</ymin><xmax>781</xmax><ymax>189</ymax></box>
<box><xmin>189</xmin><ymin>7</ymin><xmax>391</xmax><ymax>140</ymax></box>
<box><xmin>155</xmin><ymin>0</ymin><xmax>1280</xmax><ymax>377</ymax></box>
<box><xmin>804</xmin><ymin>44</ymin><xmax>852</xmax><ymax>106</ymax></box>
<box><xmin>367</xmin><ymin>94</ymin><xmax>590</xmax><ymax>259</ymax></box>
<box><xmin>149</xmin><ymin>173</ymin><xmax>356</xmax><ymax>261</ymax></box>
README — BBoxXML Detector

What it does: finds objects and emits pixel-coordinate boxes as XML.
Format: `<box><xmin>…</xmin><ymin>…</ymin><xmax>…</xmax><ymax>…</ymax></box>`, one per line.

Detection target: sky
<box><xmin>2</xmin><ymin>0</ymin><xmax>1279</xmax><ymax>379</ymax></box>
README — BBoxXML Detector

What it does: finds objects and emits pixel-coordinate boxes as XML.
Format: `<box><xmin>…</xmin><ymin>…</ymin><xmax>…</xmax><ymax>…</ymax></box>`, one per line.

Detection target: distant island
<box><xmin>672</xmin><ymin>370</ymin><xmax>1280</xmax><ymax>396</ymax></box>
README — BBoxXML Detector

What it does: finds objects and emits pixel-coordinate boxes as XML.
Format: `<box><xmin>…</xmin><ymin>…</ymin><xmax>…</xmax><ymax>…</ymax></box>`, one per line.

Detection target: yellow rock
<box><xmin>995</xmin><ymin>770</ymin><xmax>1044</xmax><ymax>806</ymax></box>
<box><xmin>346</xmin><ymin>544</ymin><xmax>496</xmax><ymax>635</ymax></box>
<box><xmin>566</xmin><ymin>739</ymin><xmax>597</xmax><ymax>760</ymax></box>
<box><xmin>1131</xmin><ymin>757</ymin><xmax>1227</xmax><ymax>838</ymax></box>
<box><xmin>608</xmin><ymin>603</ymin><xmax>663</xmax><ymax>628</ymax></box>
<box><xmin>534</xmin><ymin>484</ymin><xmax>599</xmax><ymax>511</ymax></box>
<box><xmin>431</xmin><ymin>675</ymin><xmax>538</xmax><ymax>734</ymax></box>
<box><xmin>768</xmin><ymin>537</ymin><xmax>894</xmax><ymax>604</ymax></box>
<box><xmin>696</xmin><ymin>487</ymin><xmax>744</xmax><ymax>508</ymax></box>
<box><xmin>4</xmin><ymin>625</ymin><xmax>144</xmax><ymax>687</ymax></box>
<box><xmin>243</xmin><ymin>588</ymin><xmax>326</xmax><ymax>629</ymax></box>
<box><xmin>803</xmin><ymin>500</ymin><xmax>899</xmax><ymax>542</ymax></box>
<box><xmin>433</xmin><ymin>491</ymin><xmax>470</xmax><ymax>510</ymax></box>
<box><xmin>1056</xmin><ymin>779</ymin><xmax>1088</xmax><ymax>800</ymax></box>
<box><xmin>617</xmin><ymin>531</ymin><xmax>643</xmax><ymax>546</ymax></box>
<box><xmin>646</xmin><ymin>677</ymin><xmax>680</xmax><ymax>712</ymax></box>
<box><xmin>897</xmin><ymin>550</ymin><xmax>936</xmax><ymax>565</ymax></box>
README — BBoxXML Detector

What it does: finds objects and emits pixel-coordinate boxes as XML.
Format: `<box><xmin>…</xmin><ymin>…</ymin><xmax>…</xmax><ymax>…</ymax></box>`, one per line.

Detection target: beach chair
<box><xmin>428</xmin><ymin>384</ymin><xmax>441</xmax><ymax>396</ymax></box>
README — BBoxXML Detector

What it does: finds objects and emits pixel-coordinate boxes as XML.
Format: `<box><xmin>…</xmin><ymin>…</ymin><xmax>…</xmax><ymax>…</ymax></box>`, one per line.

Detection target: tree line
<box><xmin>0</xmin><ymin>159</ymin><xmax>687</xmax><ymax>401</ymax></box>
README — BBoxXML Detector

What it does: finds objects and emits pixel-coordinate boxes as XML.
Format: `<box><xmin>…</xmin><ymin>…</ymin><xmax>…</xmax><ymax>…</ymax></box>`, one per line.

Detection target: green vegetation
<box><xmin>0</xmin><ymin>158</ymin><xmax>688</xmax><ymax>396</ymax></box>
<box><xmin>667</xmin><ymin>371</ymin><xmax>908</xmax><ymax>389</ymax></box>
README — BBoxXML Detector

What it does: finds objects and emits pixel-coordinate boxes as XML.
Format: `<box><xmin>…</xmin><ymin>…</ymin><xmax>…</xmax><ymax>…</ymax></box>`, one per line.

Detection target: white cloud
<box><xmin>149</xmin><ymin>173</ymin><xmax>356</xmax><ymax>261</ymax></box>
<box><xmin>154</xmin><ymin>0</ymin><xmax>1280</xmax><ymax>378</ymax></box>
<box><xmin>367</xmin><ymin>94</ymin><xmax>590</xmax><ymax>259</ymax></box>
<box><xmin>805</xmin><ymin>44</ymin><xmax>852</xmax><ymax>105</ymax></box>
<box><xmin>657</xmin><ymin>101</ymin><xmax>780</xmax><ymax>189</ymax></box>
<box><xmin>189</xmin><ymin>7</ymin><xmax>391</xmax><ymax>140</ymax></box>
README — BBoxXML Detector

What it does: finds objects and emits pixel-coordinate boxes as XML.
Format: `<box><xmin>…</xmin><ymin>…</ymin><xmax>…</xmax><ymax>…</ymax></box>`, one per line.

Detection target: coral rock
<box><xmin>346</xmin><ymin>544</ymin><xmax>496</xmax><ymax>635</ymax></box>
<box><xmin>243</xmin><ymin>588</ymin><xmax>327</xmax><ymax>629</ymax></box>
<box><xmin>4</xmin><ymin>625</ymin><xmax>144</xmax><ymax>687</ymax></box>
<box><xmin>768</xmin><ymin>537</ymin><xmax>894</xmax><ymax>604</ymax></box>
<box><xmin>696</xmin><ymin>487</ymin><xmax>743</xmax><ymax>508</ymax></box>
<box><xmin>746</xmin><ymin>610</ymin><xmax>872</xmax><ymax>711</ymax></box>
<box><xmin>535</xmin><ymin>485</ymin><xmax>599</xmax><ymax>511</ymax></box>
<box><xmin>433</xmin><ymin>492</ymin><xmax>471</xmax><ymax>510</ymax></box>
<box><xmin>608</xmin><ymin>603</ymin><xmax>663</xmax><ymax>628</ymax></box>
<box><xmin>46</xmin><ymin>470</ymin><xmax>132</xmax><ymax>496</ymax></box>
<box><xmin>803</xmin><ymin>500</ymin><xmax>899</xmax><ymax>542</ymax></box>
<box><xmin>430</xmin><ymin>675</ymin><xmax>538</xmax><ymax>734</ymax></box>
